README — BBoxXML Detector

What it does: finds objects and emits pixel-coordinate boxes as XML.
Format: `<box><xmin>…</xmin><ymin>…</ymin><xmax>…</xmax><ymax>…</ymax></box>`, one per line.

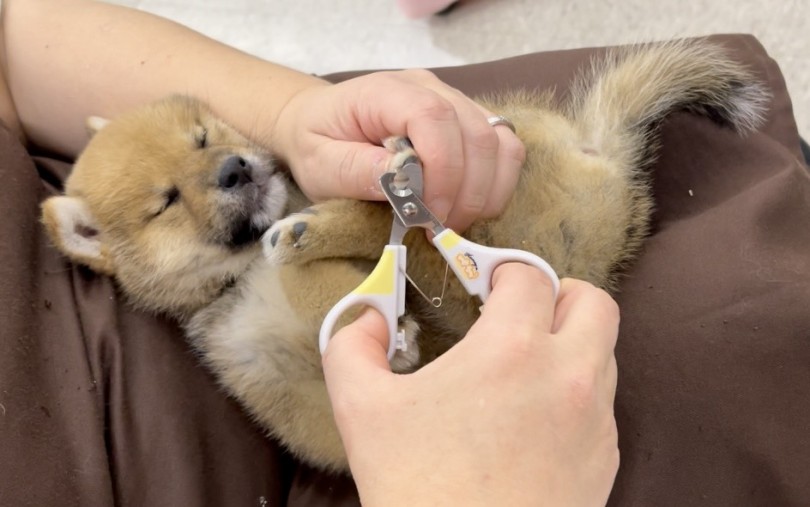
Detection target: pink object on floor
<box><xmin>396</xmin><ymin>0</ymin><xmax>457</xmax><ymax>18</ymax></box>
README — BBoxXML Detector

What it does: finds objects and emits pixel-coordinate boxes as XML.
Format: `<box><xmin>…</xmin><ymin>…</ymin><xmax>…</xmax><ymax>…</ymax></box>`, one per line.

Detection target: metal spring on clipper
<box><xmin>404</xmin><ymin>264</ymin><xmax>449</xmax><ymax>308</ymax></box>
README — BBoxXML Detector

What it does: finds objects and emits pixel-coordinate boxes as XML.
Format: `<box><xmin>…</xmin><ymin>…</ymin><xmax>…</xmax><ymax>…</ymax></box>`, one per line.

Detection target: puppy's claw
<box><xmin>269</xmin><ymin>230</ymin><xmax>280</xmax><ymax>248</ymax></box>
<box><xmin>292</xmin><ymin>222</ymin><xmax>308</xmax><ymax>242</ymax></box>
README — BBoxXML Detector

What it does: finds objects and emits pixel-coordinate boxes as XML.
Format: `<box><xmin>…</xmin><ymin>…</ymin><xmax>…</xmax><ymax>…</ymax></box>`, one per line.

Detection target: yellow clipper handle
<box><xmin>319</xmin><ymin>245</ymin><xmax>407</xmax><ymax>360</ymax></box>
<box><xmin>432</xmin><ymin>230</ymin><xmax>561</xmax><ymax>302</ymax></box>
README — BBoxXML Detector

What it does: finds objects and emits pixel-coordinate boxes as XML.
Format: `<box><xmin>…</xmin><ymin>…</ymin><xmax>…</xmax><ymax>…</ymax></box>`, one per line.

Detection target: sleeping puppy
<box><xmin>41</xmin><ymin>40</ymin><xmax>768</xmax><ymax>472</ymax></box>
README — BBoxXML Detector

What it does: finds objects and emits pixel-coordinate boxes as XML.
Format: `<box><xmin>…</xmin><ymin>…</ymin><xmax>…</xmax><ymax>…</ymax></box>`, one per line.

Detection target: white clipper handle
<box><xmin>319</xmin><ymin>245</ymin><xmax>407</xmax><ymax>360</ymax></box>
<box><xmin>432</xmin><ymin>230</ymin><xmax>560</xmax><ymax>302</ymax></box>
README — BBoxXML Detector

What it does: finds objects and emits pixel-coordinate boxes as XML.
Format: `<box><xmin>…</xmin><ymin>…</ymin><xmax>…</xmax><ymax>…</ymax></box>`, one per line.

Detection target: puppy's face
<box><xmin>42</xmin><ymin>96</ymin><xmax>288</xmax><ymax>316</ymax></box>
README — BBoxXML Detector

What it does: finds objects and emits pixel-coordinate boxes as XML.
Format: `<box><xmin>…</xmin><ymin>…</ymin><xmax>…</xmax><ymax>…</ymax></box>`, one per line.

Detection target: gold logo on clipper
<box><xmin>455</xmin><ymin>253</ymin><xmax>479</xmax><ymax>280</ymax></box>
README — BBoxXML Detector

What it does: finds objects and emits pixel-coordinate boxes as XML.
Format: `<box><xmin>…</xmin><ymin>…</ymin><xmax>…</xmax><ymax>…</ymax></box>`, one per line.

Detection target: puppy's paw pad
<box><xmin>263</xmin><ymin>210</ymin><xmax>317</xmax><ymax>263</ymax></box>
<box><xmin>383</xmin><ymin>136</ymin><xmax>421</xmax><ymax>174</ymax></box>
<box><xmin>383</xmin><ymin>136</ymin><xmax>413</xmax><ymax>152</ymax></box>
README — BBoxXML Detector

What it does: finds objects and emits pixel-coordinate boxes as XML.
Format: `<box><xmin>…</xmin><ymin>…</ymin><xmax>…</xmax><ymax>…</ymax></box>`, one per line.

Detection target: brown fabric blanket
<box><xmin>1</xmin><ymin>34</ymin><xmax>808</xmax><ymax>506</ymax></box>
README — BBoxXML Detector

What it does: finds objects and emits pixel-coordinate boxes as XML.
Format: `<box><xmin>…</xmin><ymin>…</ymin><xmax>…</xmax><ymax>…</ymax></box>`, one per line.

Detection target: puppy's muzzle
<box><xmin>216</xmin><ymin>155</ymin><xmax>275</xmax><ymax>249</ymax></box>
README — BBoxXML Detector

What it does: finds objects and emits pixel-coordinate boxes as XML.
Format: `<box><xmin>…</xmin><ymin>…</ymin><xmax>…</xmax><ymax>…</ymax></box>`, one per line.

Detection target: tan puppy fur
<box><xmin>42</xmin><ymin>40</ymin><xmax>768</xmax><ymax>472</ymax></box>
<box><xmin>43</xmin><ymin>96</ymin><xmax>294</xmax><ymax>318</ymax></box>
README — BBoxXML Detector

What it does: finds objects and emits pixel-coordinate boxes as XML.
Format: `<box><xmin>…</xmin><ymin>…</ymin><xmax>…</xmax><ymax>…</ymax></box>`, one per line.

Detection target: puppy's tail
<box><xmin>568</xmin><ymin>39</ymin><xmax>770</xmax><ymax>166</ymax></box>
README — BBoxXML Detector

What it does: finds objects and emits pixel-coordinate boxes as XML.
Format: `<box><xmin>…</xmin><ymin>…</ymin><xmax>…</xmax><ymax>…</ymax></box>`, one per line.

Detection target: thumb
<box><xmin>304</xmin><ymin>141</ymin><xmax>393</xmax><ymax>202</ymax></box>
<box><xmin>322</xmin><ymin>307</ymin><xmax>393</xmax><ymax>395</ymax></box>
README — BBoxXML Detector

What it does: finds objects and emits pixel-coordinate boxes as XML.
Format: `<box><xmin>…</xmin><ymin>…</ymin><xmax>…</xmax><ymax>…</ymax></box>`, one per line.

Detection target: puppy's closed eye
<box><xmin>165</xmin><ymin>187</ymin><xmax>180</xmax><ymax>207</ymax></box>
<box><xmin>196</xmin><ymin>127</ymin><xmax>208</xmax><ymax>149</ymax></box>
<box><xmin>151</xmin><ymin>187</ymin><xmax>180</xmax><ymax>219</ymax></box>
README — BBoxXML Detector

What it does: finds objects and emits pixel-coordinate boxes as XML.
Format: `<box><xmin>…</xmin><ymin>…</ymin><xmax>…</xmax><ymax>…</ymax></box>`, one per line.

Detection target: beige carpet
<box><xmin>111</xmin><ymin>0</ymin><xmax>808</xmax><ymax>137</ymax></box>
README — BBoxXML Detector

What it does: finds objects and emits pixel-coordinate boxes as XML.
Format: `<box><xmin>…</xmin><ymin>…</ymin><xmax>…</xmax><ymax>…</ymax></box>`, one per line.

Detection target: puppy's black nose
<box><xmin>218</xmin><ymin>156</ymin><xmax>252</xmax><ymax>189</ymax></box>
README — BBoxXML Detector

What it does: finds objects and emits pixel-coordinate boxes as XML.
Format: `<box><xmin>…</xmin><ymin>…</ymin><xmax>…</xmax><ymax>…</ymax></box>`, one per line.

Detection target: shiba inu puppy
<box><xmin>41</xmin><ymin>40</ymin><xmax>768</xmax><ymax>472</ymax></box>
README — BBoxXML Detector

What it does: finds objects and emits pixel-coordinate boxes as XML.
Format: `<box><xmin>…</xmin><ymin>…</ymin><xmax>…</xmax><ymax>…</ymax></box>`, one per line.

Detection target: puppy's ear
<box><xmin>41</xmin><ymin>196</ymin><xmax>114</xmax><ymax>275</ymax></box>
<box><xmin>85</xmin><ymin>116</ymin><xmax>110</xmax><ymax>138</ymax></box>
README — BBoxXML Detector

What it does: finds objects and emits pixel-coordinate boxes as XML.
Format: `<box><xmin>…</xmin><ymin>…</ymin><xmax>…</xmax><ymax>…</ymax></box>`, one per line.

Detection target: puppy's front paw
<box><xmin>262</xmin><ymin>207</ymin><xmax>321</xmax><ymax>265</ymax></box>
<box><xmin>263</xmin><ymin>199</ymin><xmax>393</xmax><ymax>265</ymax></box>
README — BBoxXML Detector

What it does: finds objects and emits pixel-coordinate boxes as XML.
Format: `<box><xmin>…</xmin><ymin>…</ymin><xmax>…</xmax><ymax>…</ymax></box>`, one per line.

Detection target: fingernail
<box><xmin>367</xmin><ymin>183</ymin><xmax>385</xmax><ymax>200</ymax></box>
<box><xmin>367</xmin><ymin>151</ymin><xmax>391</xmax><ymax>200</ymax></box>
<box><xmin>429</xmin><ymin>198</ymin><xmax>450</xmax><ymax>223</ymax></box>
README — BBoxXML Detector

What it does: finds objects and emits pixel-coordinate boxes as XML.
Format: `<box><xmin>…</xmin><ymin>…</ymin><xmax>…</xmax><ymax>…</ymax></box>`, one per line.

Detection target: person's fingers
<box><xmin>480</xmin><ymin>123</ymin><xmax>525</xmax><ymax>218</ymax></box>
<box><xmin>400</xmin><ymin>75</ymin><xmax>524</xmax><ymax>231</ymax></box>
<box><xmin>471</xmin><ymin>263</ymin><xmax>558</xmax><ymax>341</ymax></box>
<box><xmin>552</xmin><ymin>278</ymin><xmax>620</xmax><ymax>367</ymax></box>
<box><xmin>320</xmin><ymin>307</ymin><xmax>395</xmax><ymax>455</ymax></box>
<box><xmin>302</xmin><ymin>139</ymin><xmax>393</xmax><ymax>202</ymax></box>
<box><xmin>321</xmin><ymin>307</ymin><xmax>393</xmax><ymax>399</ymax></box>
<box><xmin>340</xmin><ymin>70</ymin><xmax>465</xmax><ymax>221</ymax></box>
<box><xmin>550</xmin><ymin>278</ymin><xmax>591</xmax><ymax>333</ymax></box>
<box><xmin>315</xmin><ymin>123</ymin><xmax>521</xmax><ymax>223</ymax></box>
<box><xmin>422</xmin><ymin>90</ymin><xmax>499</xmax><ymax>232</ymax></box>
<box><xmin>605</xmin><ymin>354</ymin><xmax>618</xmax><ymax>402</ymax></box>
<box><xmin>343</xmin><ymin>69</ymin><xmax>501</xmax><ymax>229</ymax></box>
<box><xmin>295</xmin><ymin>70</ymin><xmax>525</xmax><ymax>227</ymax></box>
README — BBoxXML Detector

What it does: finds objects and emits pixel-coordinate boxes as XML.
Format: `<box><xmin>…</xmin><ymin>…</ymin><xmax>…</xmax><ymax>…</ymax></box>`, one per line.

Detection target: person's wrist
<box><xmin>265</xmin><ymin>79</ymin><xmax>330</xmax><ymax>168</ymax></box>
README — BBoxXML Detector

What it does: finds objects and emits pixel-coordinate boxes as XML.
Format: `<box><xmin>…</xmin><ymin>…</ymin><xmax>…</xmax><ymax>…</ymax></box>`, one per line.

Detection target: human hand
<box><xmin>322</xmin><ymin>265</ymin><xmax>620</xmax><ymax>507</ymax></box>
<box><xmin>270</xmin><ymin>69</ymin><xmax>526</xmax><ymax>232</ymax></box>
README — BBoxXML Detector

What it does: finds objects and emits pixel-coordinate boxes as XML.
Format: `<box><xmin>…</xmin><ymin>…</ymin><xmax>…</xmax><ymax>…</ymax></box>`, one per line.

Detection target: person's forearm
<box><xmin>1</xmin><ymin>0</ymin><xmax>326</xmax><ymax>157</ymax></box>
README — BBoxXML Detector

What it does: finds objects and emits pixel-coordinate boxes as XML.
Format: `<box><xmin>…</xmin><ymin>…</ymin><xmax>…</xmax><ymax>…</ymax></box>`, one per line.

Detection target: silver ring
<box><xmin>487</xmin><ymin>115</ymin><xmax>516</xmax><ymax>133</ymax></box>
